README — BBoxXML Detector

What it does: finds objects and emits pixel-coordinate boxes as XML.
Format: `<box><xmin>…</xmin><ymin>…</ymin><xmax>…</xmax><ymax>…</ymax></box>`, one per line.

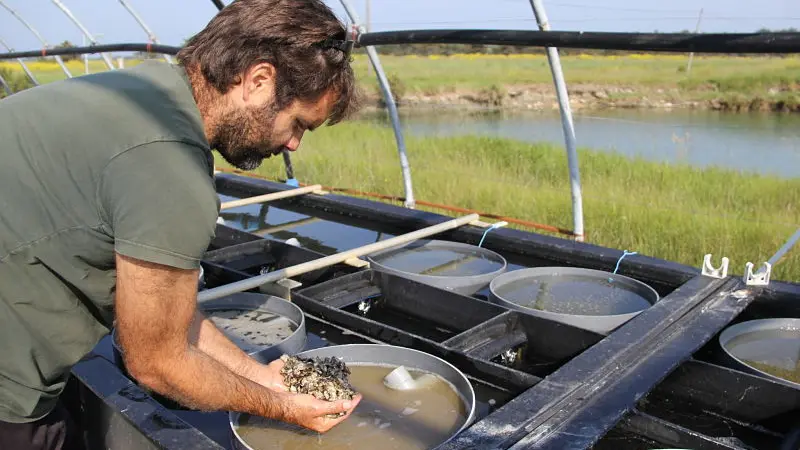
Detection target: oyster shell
<box><xmin>280</xmin><ymin>354</ymin><xmax>356</xmax><ymax>418</ymax></box>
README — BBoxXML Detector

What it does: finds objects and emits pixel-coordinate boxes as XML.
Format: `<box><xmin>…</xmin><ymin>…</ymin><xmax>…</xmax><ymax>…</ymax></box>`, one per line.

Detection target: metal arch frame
<box><xmin>0</xmin><ymin>38</ymin><xmax>39</xmax><ymax>86</ymax></box>
<box><xmin>338</xmin><ymin>0</ymin><xmax>416</xmax><ymax>209</ymax></box>
<box><xmin>117</xmin><ymin>0</ymin><xmax>173</xmax><ymax>64</ymax></box>
<box><xmin>51</xmin><ymin>0</ymin><xmax>116</xmax><ymax>71</ymax></box>
<box><xmin>0</xmin><ymin>0</ymin><xmax>72</xmax><ymax>78</ymax></box>
<box><xmin>0</xmin><ymin>71</ymin><xmax>11</xmax><ymax>96</ymax></box>
<box><xmin>527</xmin><ymin>0</ymin><xmax>584</xmax><ymax>242</ymax></box>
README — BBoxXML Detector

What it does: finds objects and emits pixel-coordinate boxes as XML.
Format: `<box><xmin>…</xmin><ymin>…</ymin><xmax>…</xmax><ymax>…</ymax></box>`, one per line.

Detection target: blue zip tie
<box><xmin>478</xmin><ymin>223</ymin><xmax>503</xmax><ymax>248</ymax></box>
<box><xmin>286</xmin><ymin>178</ymin><xmax>299</xmax><ymax>187</ymax></box>
<box><xmin>609</xmin><ymin>250</ymin><xmax>638</xmax><ymax>281</ymax></box>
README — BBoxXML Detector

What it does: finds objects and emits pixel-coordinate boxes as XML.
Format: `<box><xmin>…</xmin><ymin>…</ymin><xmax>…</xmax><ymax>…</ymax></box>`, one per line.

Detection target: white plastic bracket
<box><xmin>258</xmin><ymin>278</ymin><xmax>303</xmax><ymax>300</ymax></box>
<box><xmin>470</xmin><ymin>220</ymin><xmax>509</xmax><ymax>229</ymax></box>
<box><xmin>744</xmin><ymin>261</ymin><xmax>771</xmax><ymax>286</ymax></box>
<box><xmin>701</xmin><ymin>254</ymin><xmax>729</xmax><ymax>279</ymax></box>
<box><xmin>345</xmin><ymin>257</ymin><xmax>370</xmax><ymax>269</ymax></box>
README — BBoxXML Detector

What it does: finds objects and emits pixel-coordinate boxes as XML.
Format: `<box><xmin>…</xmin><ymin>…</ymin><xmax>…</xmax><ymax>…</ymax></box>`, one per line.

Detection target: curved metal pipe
<box><xmin>0</xmin><ymin>0</ymin><xmax>72</xmax><ymax>78</ymax></box>
<box><xmin>0</xmin><ymin>38</ymin><xmax>39</xmax><ymax>86</ymax></box>
<box><xmin>339</xmin><ymin>0</ymin><xmax>416</xmax><ymax>209</ymax></box>
<box><xmin>528</xmin><ymin>0</ymin><xmax>584</xmax><ymax>242</ymax></box>
<box><xmin>0</xmin><ymin>72</ymin><xmax>12</xmax><ymax>96</ymax></box>
<box><xmin>51</xmin><ymin>0</ymin><xmax>116</xmax><ymax>70</ymax></box>
<box><xmin>117</xmin><ymin>0</ymin><xmax>172</xmax><ymax>63</ymax></box>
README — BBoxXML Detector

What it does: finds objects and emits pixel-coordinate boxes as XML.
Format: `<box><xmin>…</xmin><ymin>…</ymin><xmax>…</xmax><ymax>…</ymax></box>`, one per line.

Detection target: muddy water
<box><xmin>494</xmin><ymin>275</ymin><xmax>652</xmax><ymax>316</ymax></box>
<box><xmin>235</xmin><ymin>364</ymin><xmax>468</xmax><ymax>450</ymax></box>
<box><xmin>372</xmin><ymin>247</ymin><xmax>503</xmax><ymax>277</ymax></box>
<box><xmin>727</xmin><ymin>328</ymin><xmax>800</xmax><ymax>384</ymax></box>
<box><xmin>206</xmin><ymin>309</ymin><xmax>297</xmax><ymax>354</ymax></box>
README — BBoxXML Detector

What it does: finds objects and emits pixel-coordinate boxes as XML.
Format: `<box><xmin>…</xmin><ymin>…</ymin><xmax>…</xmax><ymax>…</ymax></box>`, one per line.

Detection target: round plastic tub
<box><xmin>489</xmin><ymin>267</ymin><xmax>660</xmax><ymax>335</ymax></box>
<box><xmin>718</xmin><ymin>318</ymin><xmax>800</xmax><ymax>389</ymax></box>
<box><xmin>365</xmin><ymin>239</ymin><xmax>507</xmax><ymax>296</ymax></box>
<box><xmin>197</xmin><ymin>292</ymin><xmax>307</xmax><ymax>363</ymax></box>
<box><xmin>229</xmin><ymin>343</ymin><xmax>477</xmax><ymax>450</ymax></box>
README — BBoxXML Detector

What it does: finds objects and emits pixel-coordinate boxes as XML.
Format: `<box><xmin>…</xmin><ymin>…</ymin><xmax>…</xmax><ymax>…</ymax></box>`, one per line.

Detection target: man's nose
<box><xmin>285</xmin><ymin>136</ymin><xmax>300</xmax><ymax>152</ymax></box>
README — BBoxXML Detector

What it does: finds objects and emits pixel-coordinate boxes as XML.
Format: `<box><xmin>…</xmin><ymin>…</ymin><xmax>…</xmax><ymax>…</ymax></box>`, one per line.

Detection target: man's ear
<box><xmin>241</xmin><ymin>62</ymin><xmax>276</xmax><ymax>103</ymax></box>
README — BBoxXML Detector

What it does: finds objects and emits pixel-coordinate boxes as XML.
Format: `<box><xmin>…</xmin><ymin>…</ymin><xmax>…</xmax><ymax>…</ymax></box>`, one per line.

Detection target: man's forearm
<box><xmin>132</xmin><ymin>339</ymin><xmax>284</xmax><ymax>419</ymax></box>
<box><xmin>189</xmin><ymin>310</ymin><xmax>265</xmax><ymax>381</ymax></box>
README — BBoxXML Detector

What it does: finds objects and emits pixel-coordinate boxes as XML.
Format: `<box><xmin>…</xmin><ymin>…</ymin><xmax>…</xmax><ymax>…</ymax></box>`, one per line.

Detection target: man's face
<box><xmin>210</xmin><ymin>64</ymin><xmax>336</xmax><ymax>171</ymax></box>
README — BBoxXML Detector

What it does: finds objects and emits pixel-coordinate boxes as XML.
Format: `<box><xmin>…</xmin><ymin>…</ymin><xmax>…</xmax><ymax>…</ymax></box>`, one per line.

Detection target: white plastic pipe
<box><xmin>0</xmin><ymin>0</ymin><xmax>72</xmax><ymax>78</ymax></box>
<box><xmin>117</xmin><ymin>0</ymin><xmax>173</xmax><ymax>64</ymax></box>
<box><xmin>338</xmin><ymin>0</ymin><xmax>416</xmax><ymax>209</ymax></box>
<box><xmin>0</xmin><ymin>73</ymin><xmax>12</xmax><ymax>96</ymax></box>
<box><xmin>0</xmin><ymin>38</ymin><xmax>39</xmax><ymax>86</ymax></box>
<box><xmin>252</xmin><ymin>216</ymin><xmax>322</xmax><ymax>236</ymax></box>
<box><xmin>219</xmin><ymin>185</ymin><xmax>323</xmax><ymax>210</ymax></box>
<box><xmin>197</xmin><ymin>213</ymin><xmax>480</xmax><ymax>302</ymax></box>
<box><xmin>528</xmin><ymin>0</ymin><xmax>585</xmax><ymax>242</ymax></box>
<box><xmin>51</xmin><ymin>0</ymin><xmax>116</xmax><ymax>71</ymax></box>
<box><xmin>768</xmin><ymin>228</ymin><xmax>800</xmax><ymax>266</ymax></box>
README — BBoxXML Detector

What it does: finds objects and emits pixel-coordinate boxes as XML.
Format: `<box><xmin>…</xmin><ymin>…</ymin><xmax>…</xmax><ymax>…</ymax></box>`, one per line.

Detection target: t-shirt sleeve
<box><xmin>98</xmin><ymin>141</ymin><xmax>219</xmax><ymax>270</ymax></box>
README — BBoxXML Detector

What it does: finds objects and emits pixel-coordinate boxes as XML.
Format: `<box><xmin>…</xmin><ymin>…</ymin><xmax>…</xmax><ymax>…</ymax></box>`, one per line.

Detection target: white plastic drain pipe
<box><xmin>0</xmin><ymin>0</ymin><xmax>72</xmax><ymax>78</ymax></box>
<box><xmin>528</xmin><ymin>0</ymin><xmax>585</xmax><ymax>242</ymax></box>
<box><xmin>197</xmin><ymin>213</ymin><xmax>480</xmax><ymax>302</ymax></box>
<box><xmin>218</xmin><ymin>185</ymin><xmax>324</xmax><ymax>210</ymax></box>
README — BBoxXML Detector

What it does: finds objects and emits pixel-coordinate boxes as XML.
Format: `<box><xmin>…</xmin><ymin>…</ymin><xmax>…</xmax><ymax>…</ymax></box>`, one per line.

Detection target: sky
<box><xmin>1</xmin><ymin>0</ymin><xmax>798</xmax><ymax>52</ymax></box>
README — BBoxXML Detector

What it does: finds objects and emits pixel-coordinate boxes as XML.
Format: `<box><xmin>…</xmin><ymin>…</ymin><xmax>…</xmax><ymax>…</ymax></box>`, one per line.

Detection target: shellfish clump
<box><xmin>279</xmin><ymin>354</ymin><xmax>356</xmax><ymax>418</ymax></box>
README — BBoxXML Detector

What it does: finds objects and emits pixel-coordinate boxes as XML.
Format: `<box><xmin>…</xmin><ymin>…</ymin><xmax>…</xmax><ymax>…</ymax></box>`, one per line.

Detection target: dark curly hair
<box><xmin>178</xmin><ymin>0</ymin><xmax>359</xmax><ymax>124</ymax></box>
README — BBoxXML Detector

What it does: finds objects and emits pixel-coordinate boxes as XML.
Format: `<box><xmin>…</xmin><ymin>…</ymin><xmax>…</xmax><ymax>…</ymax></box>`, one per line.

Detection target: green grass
<box><xmin>0</xmin><ymin>59</ymin><xmax>142</xmax><ymax>85</ymax></box>
<box><xmin>215</xmin><ymin>122</ymin><xmax>800</xmax><ymax>282</ymax></box>
<box><xmin>5</xmin><ymin>54</ymin><xmax>799</xmax><ymax>102</ymax></box>
<box><xmin>347</xmin><ymin>54</ymin><xmax>800</xmax><ymax>96</ymax></box>
<box><xmin>5</xmin><ymin>56</ymin><xmax>798</xmax><ymax>280</ymax></box>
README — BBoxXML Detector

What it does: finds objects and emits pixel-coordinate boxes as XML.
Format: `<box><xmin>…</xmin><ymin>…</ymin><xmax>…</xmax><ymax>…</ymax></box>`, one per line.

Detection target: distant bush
<box><xmin>482</xmin><ymin>84</ymin><xmax>506</xmax><ymax>107</ymax></box>
<box><xmin>54</xmin><ymin>40</ymin><xmax>80</xmax><ymax>62</ymax></box>
<box><xmin>376</xmin><ymin>73</ymin><xmax>406</xmax><ymax>107</ymax></box>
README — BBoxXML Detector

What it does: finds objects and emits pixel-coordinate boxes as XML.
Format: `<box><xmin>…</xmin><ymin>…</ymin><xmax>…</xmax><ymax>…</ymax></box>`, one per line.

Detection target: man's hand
<box><xmin>249</xmin><ymin>358</ymin><xmax>290</xmax><ymax>393</ymax></box>
<box><xmin>275</xmin><ymin>392</ymin><xmax>363</xmax><ymax>433</ymax></box>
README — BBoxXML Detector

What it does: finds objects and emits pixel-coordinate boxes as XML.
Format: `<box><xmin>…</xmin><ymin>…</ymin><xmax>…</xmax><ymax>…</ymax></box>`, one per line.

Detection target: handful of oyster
<box><xmin>279</xmin><ymin>354</ymin><xmax>357</xmax><ymax>418</ymax></box>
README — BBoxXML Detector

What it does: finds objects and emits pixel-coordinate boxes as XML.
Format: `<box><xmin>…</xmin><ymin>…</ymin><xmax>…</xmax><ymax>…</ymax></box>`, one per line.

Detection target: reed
<box><xmin>214</xmin><ymin>121</ymin><xmax>800</xmax><ymax>282</ymax></box>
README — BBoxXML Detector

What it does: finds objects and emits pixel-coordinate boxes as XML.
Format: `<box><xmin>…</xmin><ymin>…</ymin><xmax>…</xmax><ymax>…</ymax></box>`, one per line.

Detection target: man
<box><xmin>0</xmin><ymin>0</ymin><xmax>362</xmax><ymax>448</ymax></box>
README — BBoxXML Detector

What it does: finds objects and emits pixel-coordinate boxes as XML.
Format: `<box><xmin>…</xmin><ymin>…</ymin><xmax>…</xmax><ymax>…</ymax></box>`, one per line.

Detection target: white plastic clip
<box><xmin>701</xmin><ymin>254</ymin><xmax>729</xmax><ymax>279</ymax></box>
<box><xmin>744</xmin><ymin>261</ymin><xmax>771</xmax><ymax>286</ymax></box>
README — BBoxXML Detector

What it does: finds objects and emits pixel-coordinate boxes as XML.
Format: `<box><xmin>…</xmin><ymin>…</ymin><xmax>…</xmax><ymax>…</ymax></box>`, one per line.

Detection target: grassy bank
<box><xmin>3</xmin><ymin>54</ymin><xmax>799</xmax><ymax>110</ymax></box>
<box><xmin>4</xmin><ymin>57</ymin><xmax>798</xmax><ymax>279</ymax></box>
<box><xmin>214</xmin><ymin>122</ymin><xmax>800</xmax><ymax>282</ymax></box>
<box><xmin>351</xmin><ymin>53</ymin><xmax>800</xmax><ymax>111</ymax></box>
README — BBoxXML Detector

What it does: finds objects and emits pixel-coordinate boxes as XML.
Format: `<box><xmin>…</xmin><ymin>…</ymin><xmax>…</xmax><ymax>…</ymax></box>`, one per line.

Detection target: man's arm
<box><xmin>189</xmin><ymin>308</ymin><xmax>286</xmax><ymax>392</ymax></box>
<box><xmin>115</xmin><ymin>253</ymin><xmax>359</xmax><ymax>432</ymax></box>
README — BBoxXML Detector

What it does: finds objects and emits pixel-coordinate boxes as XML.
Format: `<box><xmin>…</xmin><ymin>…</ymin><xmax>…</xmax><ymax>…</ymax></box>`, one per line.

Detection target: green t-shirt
<box><xmin>0</xmin><ymin>61</ymin><xmax>220</xmax><ymax>423</ymax></box>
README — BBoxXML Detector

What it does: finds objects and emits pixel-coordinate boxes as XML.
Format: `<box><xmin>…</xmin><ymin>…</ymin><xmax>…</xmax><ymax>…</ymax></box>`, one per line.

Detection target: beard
<box><xmin>211</xmin><ymin>101</ymin><xmax>285</xmax><ymax>171</ymax></box>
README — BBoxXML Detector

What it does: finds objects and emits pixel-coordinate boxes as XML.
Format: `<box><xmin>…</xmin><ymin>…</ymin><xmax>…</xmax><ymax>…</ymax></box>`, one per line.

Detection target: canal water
<box><xmin>361</xmin><ymin>108</ymin><xmax>800</xmax><ymax>179</ymax></box>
